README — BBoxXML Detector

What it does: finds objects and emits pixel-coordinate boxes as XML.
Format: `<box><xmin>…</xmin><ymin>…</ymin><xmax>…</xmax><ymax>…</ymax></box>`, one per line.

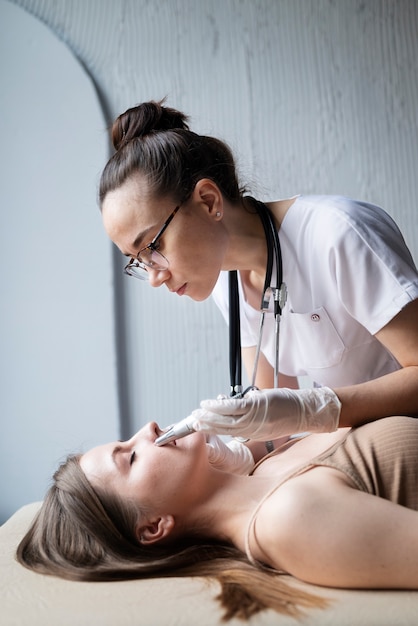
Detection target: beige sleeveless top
<box><xmin>245</xmin><ymin>416</ymin><xmax>418</xmax><ymax>565</ymax></box>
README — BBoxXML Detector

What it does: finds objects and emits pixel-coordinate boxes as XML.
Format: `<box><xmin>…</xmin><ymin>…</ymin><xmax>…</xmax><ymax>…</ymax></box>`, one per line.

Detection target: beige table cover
<box><xmin>1</xmin><ymin>502</ymin><xmax>418</xmax><ymax>626</ymax></box>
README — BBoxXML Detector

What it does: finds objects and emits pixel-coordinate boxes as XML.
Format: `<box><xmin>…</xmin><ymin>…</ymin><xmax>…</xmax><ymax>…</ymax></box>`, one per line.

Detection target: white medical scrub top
<box><xmin>212</xmin><ymin>195</ymin><xmax>418</xmax><ymax>388</ymax></box>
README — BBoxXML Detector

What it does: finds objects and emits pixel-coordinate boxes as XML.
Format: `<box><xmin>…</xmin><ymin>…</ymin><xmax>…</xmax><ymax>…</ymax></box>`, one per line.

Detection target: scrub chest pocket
<box><xmin>287</xmin><ymin>307</ymin><xmax>345</xmax><ymax>370</ymax></box>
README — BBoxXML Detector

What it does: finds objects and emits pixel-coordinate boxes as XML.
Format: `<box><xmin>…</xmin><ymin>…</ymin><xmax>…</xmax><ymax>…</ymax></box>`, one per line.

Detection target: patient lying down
<box><xmin>17</xmin><ymin>416</ymin><xmax>418</xmax><ymax>621</ymax></box>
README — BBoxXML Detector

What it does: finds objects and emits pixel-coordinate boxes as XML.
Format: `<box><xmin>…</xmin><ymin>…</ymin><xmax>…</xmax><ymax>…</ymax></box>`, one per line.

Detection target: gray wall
<box><xmin>0</xmin><ymin>1</ymin><xmax>119</xmax><ymax>523</ymax></box>
<box><xmin>2</xmin><ymin>0</ymin><xmax>418</xmax><ymax>519</ymax></box>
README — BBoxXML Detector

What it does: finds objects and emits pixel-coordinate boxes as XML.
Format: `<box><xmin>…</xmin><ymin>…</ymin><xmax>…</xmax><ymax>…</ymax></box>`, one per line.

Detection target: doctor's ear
<box><xmin>192</xmin><ymin>179</ymin><xmax>223</xmax><ymax>218</ymax></box>
<box><xmin>136</xmin><ymin>515</ymin><xmax>175</xmax><ymax>546</ymax></box>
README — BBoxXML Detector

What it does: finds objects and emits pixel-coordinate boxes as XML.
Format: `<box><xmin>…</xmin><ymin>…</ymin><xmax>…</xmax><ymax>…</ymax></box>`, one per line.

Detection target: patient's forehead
<box><xmin>79</xmin><ymin>443</ymin><xmax>113</xmax><ymax>482</ymax></box>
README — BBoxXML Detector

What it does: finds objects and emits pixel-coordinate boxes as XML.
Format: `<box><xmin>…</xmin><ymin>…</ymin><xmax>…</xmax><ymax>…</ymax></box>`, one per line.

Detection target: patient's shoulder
<box><xmin>253</xmin><ymin>468</ymin><xmax>349</xmax><ymax>572</ymax></box>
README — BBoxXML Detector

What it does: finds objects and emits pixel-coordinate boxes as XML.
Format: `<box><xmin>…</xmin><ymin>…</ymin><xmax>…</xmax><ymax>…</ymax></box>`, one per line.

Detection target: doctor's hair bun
<box><xmin>112</xmin><ymin>99</ymin><xmax>190</xmax><ymax>150</ymax></box>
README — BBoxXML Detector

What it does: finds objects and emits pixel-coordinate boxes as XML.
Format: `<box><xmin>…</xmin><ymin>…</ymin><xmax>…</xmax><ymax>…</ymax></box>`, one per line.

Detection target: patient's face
<box><xmin>80</xmin><ymin>421</ymin><xmax>208</xmax><ymax>515</ymax></box>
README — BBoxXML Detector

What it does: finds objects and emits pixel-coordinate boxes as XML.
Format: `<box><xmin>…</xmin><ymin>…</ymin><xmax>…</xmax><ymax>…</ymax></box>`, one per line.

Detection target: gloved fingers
<box><xmin>206</xmin><ymin>436</ymin><xmax>227</xmax><ymax>464</ymax></box>
<box><xmin>227</xmin><ymin>439</ymin><xmax>255</xmax><ymax>474</ymax></box>
<box><xmin>205</xmin><ymin>433</ymin><xmax>227</xmax><ymax>452</ymax></box>
<box><xmin>200</xmin><ymin>396</ymin><xmax>252</xmax><ymax>417</ymax></box>
<box><xmin>191</xmin><ymin>408</ymin><xmax>249</xmax><ymax>436</ymax></box>
<box><xmin>204</xmin><ymin>433</ymin><xmax>220</xmax><ymax>444</ymax></box>
<box><xmin>206</xmin><ymin>435</ymin><xmax>255</xmax><ymax>475</ymax></box>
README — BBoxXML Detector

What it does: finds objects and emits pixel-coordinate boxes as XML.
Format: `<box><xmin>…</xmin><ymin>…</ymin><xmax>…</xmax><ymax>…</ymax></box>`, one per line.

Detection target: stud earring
<box><xmin>216</xmin><ymin>211</ymin><xmax>221</xmax><ymax>217</ymax></box>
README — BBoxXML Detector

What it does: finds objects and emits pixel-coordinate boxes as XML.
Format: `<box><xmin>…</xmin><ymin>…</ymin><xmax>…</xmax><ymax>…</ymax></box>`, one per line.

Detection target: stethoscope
<box><xmin>228</xmin><ymin>197</ymin><xmax>287</xmax><ymax>398</ymax></box>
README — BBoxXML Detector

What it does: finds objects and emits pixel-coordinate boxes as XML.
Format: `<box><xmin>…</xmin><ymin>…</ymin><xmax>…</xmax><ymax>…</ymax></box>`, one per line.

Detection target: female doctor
<box><xmin>99</xmin><ymin>100</ymin><xmax>418</xmax><ymax>451</ymax></box>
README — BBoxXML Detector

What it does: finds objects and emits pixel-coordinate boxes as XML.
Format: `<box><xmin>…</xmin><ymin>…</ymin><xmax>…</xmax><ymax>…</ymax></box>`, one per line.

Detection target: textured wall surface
<box><xmin>7</xmin><ymin>0</ymin><xmax>418</xmax><ymax>437</ymax></box>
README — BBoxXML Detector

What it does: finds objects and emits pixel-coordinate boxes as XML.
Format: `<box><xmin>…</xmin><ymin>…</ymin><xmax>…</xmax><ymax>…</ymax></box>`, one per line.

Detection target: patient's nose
<box><xmin>137</xmin><ymin>421</ymin><xmax>162</xmax><ymax>441</ymax></box>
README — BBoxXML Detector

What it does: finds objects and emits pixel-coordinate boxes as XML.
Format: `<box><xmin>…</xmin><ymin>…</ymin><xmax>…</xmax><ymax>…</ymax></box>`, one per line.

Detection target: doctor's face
<box><xmin>80</xmin><ymin>422</ymin><xmax>208</xmax><ymax>515</ymax></box>
<box><xmin>101</xmin><ymin>177</ymin><xmax>227</xmax><ymax>301</ymax></box>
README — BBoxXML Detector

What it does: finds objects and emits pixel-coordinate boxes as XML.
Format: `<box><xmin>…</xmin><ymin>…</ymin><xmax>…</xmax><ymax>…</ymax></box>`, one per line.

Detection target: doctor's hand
<box><xmin>192</xmin><ymin>387</ymin><xmax>342</xmax><ymax>442</ymax></box>
<box><xmin>205</xmin><ymin>435</ymin><xmax>255</xmax><ymax>475</ymax></box>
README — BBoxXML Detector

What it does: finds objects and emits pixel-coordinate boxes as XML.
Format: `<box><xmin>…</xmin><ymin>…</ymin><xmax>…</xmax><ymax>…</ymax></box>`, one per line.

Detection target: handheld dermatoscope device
<box><xmin>155</xmin><ymin>199</ymin><xmax>285</xmax><ymax>448</ymax></box>
<box><xmin>155</xmin><ymin>415</ymin><xmax>196</xmax><ymax>446</ymax></box>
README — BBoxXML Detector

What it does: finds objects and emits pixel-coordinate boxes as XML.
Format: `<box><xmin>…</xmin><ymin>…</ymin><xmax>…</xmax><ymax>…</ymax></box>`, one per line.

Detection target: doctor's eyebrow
<box><xmin>121</xmin><ymin>225</ymin><xmax>156</xmax><ymax>257</ymax></box>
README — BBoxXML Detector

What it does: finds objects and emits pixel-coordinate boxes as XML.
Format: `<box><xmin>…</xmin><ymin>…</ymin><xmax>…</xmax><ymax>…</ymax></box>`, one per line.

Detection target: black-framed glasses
<box><xmin>124</xmin><ymin>205</ymin><xmax>181</xmax><ymax>280</ymax></box>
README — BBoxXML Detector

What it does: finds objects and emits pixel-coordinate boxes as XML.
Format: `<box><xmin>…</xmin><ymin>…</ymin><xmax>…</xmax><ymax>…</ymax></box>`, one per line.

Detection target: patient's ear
<box><xmin>136</xmin><ymin>515</ymin><xmax>175</xmax><ymax>545</ymax></box>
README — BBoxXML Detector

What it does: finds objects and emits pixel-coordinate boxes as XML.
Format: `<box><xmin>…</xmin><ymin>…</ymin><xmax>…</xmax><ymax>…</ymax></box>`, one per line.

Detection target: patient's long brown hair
<box><xmin>16</xmin><ymin>456</ymin><xmax>327</xmax><ymax>621</ymax></box>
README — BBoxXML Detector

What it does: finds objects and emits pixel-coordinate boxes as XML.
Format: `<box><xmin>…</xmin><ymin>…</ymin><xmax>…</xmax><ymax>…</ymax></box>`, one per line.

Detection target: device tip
<box><xmin>155</xmin><ymin>429</ymin><xmax>175</xmax><ymax>446</ymax></box>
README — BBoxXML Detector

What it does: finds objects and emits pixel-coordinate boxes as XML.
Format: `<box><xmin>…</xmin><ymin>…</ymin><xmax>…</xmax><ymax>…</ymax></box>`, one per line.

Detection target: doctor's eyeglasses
<box><xmin>124</xmin><ymin>205</ymin><xmax>181</xmax><ymax>280</ymax></box>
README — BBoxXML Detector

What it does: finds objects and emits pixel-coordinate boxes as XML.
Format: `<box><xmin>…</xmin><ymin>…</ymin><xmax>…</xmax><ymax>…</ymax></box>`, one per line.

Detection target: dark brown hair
<box><xmin>17</xmin><ymin>455</ymin><xmax>327</xmax><ymax>621</ymax></box>
<box><xmin>99</xmin><ymin>99</ymin><xmax>243</xmax><ymax>208</ymax></box>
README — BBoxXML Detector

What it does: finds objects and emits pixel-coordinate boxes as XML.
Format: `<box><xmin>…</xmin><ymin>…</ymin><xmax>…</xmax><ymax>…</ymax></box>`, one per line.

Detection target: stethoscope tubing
<box><xmin>228</xmin><ymin>198</ymin><xmax>285</xmax><ymax>397</ymax></box>
<box><xmin>228</xmin><ymin>270</ymin><xmax>243</xmax><ymax>396</ymax></box>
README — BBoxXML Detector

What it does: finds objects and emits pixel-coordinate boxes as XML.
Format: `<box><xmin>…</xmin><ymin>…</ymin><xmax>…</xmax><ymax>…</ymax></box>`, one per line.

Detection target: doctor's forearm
<box><xmin>335</xmin><ymin>366</ymin><xmax>418</xmax><ymax>427</ymax></box>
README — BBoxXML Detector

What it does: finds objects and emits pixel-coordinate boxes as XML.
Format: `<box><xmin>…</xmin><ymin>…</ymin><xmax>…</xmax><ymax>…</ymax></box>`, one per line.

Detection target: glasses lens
<box><xmin>124</xmin><ymin>262</ymin><xmax>149</xmax><ymax>280</ymax></box>
<box><xmin>124</xmin><ymin>249</ymin><xmax>169</xmax><ymax>281</ymax></box>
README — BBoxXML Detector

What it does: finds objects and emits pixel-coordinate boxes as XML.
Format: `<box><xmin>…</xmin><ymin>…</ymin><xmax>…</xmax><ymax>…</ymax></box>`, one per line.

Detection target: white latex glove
<box><xmin>206</xmin><ymin>434</ymin><xmax>255</xmax><ymax>475</ymax></box>
<box><xmin>192</xmin><ymin>387</ymin><xmax>341</xmax><ymax>441</ymax></box>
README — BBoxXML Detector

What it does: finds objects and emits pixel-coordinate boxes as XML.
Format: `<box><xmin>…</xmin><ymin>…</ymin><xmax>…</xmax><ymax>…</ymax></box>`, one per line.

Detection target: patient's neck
<box><xmin>186</xmin><ymin>471</ymin><xmax>278</xmax><ymax>550</ymax></box>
